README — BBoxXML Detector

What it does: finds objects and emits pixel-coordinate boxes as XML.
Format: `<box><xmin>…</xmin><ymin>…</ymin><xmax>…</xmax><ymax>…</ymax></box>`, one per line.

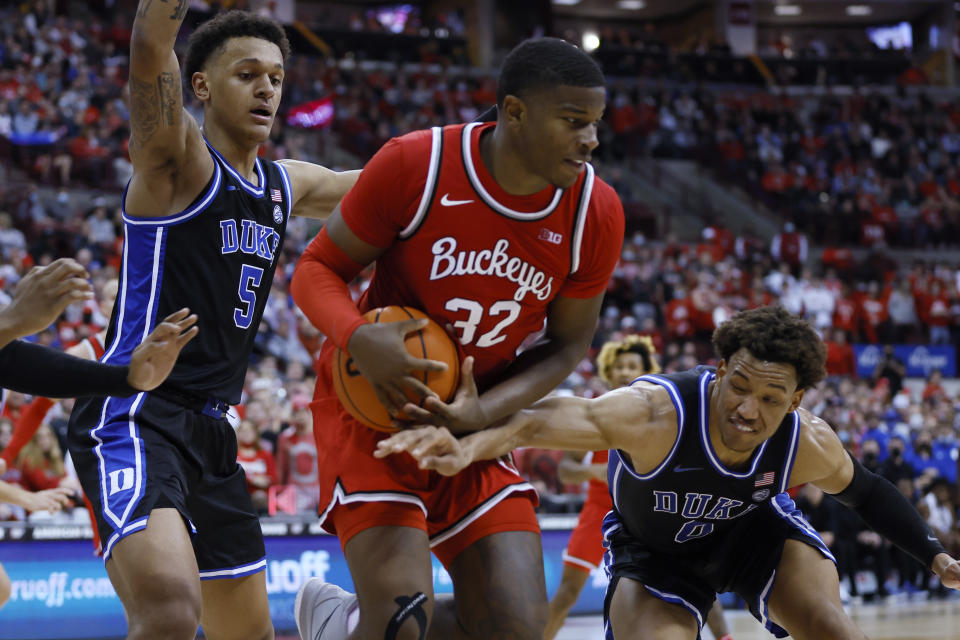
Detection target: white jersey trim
<box><xmin>428</xmin><ymin>481</ymin><xmax>536</xmax><ymax>548</ymax></box>
<box><xmin>317</xmin><ymin>481</ymin><xmax>428</xmax><ymax>531</ymax></box>
<box><xmin>460</xmin><ymin>122</ymin><xmax>564</xmax><ymax>220</ymax></box>
<box><xmin>569</xmin><ymin>163</ymin><xmax>594</xmax><ymax>274</ymax></box>
<box><xmin>399</xmin><ymin>127</ymin><xmax>443</xmax><ymax>239</ymax></box>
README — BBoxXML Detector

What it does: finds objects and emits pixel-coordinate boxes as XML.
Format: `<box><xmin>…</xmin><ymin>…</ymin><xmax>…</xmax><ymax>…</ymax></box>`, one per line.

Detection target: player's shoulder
<box><xmin>390</xmin><ymin>127</ymin><xmax>442</xmax><ymax>154</ymax></box>
<box><xmin>584</xmin><ymin>172</ymin><xmax>625</xmax><ymax>219</ymax></box>
<box><xmin>576</xmin><ymin>170</ymin><xmax>625</xmax><ymax>248</ymax></box>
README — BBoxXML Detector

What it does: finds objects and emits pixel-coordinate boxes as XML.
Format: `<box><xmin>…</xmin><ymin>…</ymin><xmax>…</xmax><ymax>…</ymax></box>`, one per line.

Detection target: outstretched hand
<box><xmin>21</xmin><ymin>486</ymin><xmax>74</xmax><ymax>513</ymax></box>
<box><xmin>374</xmin><ymin>425</ymin><xmax>470</xmax><ymax>476</ymax></box>
<box><xmin>934</xmin><ymin>553</ymin><xmax>960</xmax><ymax>590</ymax></box>
<box><xmin>2</xmin><ymin>259</ymin><xmax>93</xmax><ymax>339</ymax></box>
<box><xmin>396</xmin><ymin>356</ymin><xmax>486</xmax><ymax>434</ymax></box>
<box><xmin>127</xmin><ymin>308</ymin><xmax>199</xmax><ymax>391</ymax></box>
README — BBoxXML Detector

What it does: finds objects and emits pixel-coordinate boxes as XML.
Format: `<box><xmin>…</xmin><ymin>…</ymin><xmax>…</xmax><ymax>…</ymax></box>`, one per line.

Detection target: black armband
<box><xmin>0</xmin><ymin>340</ymin><xmax>136</xmax><ymax>398</ymax></box>
<box><xmin>833</xmin><ymin>452</ymin><xmax>945</xmax><ymax>568</ymax></box>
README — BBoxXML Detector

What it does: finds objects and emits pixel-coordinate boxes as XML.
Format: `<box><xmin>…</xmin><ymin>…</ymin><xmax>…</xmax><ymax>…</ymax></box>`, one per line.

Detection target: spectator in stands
<box><xmin>770</xmin><ymin>222</ymin><xmax>808</xmax><ymax>272</ymax></box>
<box><xmin>824</xmin><ymin>327</ymin><xmax>857</xmax><ymax>378</ymax></box>
<box><xmin>0</xmin><ymin>212</ymin><xmax>26</xmax><ymax>258</ymax></box>
<box><xmin>236</xmin><ymin>419</ymin><xmax>277</xmax><ymax>514</ymax></box>
<box><xmin>801</xmin><ymin>272</ymin><xmax>836</xmax><ymax>330</ymax></box>
<box><xmin>887</xmin><ymin>280</ymin><xmax>919</xmax><ymax>343</ymax></box>
<box><xmin>921</xmin><ymin>280</ymin><xmax>952</xmax><ymax>345</ymax></box>
<box><xmin>919</xmin><ymin>477</ymin><xmax>960</xmax><ymax>563</ymax></box>
<box><xmin>873</xmin><ymin>344</ymin><xmax>906</xmax><ymax>398</ymax></box>
<box><xmin>15</xmin><ymin>423</ymin><xmax>70</xmax><ymax>493</ymax></box>
<box><xmin>922</xmin><ymin>370</ymin><xmax>948</xmax><ymax>404</ymax></box>
<box><xmin>881</xmin><ymin>436</ymin><xmax>916</xmax><ymax>486</ymax></box>
<box><xmin>275</xmin><ymin>394</ymin><xmax>319</xmax><ymax>513</ymax></box>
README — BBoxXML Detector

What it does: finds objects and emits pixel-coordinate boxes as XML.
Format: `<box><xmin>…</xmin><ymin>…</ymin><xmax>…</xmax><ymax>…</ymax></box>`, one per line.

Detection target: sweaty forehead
<box><xmin>212</xmin><ymin>36</ymin><xmax>284</xmax><ymax>69</ymax></box>
<box><xmin>727</xmin><ymin>349</ymin><xmax>797</xmax><ymax>391</ymax></box>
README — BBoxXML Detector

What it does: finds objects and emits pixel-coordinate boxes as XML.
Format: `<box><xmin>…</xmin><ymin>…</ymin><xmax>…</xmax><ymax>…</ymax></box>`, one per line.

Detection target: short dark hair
<box><xmin>497</xmin><ymin>37</ymin><xmax>605</xmax><ymax>107</ymax></box>
<box><xmin>184</xmin><ymin>11</ymin><xmax>291</xmax><ymax>79</ymax></box>
<box><xmin>712</xmin><ymin>306</ymin><xmax>826</xmax><ymax>391</ymax></box>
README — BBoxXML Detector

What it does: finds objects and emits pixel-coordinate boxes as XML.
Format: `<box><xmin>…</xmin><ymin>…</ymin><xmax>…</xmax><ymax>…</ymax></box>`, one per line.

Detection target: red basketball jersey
<box><xmin>338</xmin><ymin>122</ymin><xmax>624</xmax><ymax>389</ymax></box>
<box><xmin>584</xmin><ymin>449</ymin><xmax>610</xmax><ymax>494</ymax></box>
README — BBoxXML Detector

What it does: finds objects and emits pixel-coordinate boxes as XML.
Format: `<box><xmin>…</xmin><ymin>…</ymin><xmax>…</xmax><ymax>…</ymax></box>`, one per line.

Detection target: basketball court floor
<box><xmin>553</xmin><ymin>598</ymin><xmax>960</xmax><ymax>640</ymax></box>
<box><xmin>267</xmin><ymin>597</ymin><xmax>960</xmax><ymax>639</ymax></box>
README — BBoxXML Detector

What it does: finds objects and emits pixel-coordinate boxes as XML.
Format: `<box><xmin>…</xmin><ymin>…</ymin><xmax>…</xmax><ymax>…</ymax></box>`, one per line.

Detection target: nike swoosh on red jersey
<box><xmin>440</xmin><ymin>193</ymin><xmax>474</xmax><ymax>206</ymax></box>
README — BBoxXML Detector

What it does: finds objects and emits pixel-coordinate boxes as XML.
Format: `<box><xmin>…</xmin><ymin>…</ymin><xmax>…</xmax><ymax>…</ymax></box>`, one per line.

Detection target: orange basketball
<box><xmin>333</xmin><ymin>306</ymin><xmax>461</xmax><ymax>432</ymax></box>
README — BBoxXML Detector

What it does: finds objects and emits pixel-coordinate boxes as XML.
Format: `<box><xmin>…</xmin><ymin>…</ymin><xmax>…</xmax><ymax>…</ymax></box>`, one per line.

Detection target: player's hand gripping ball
<box><xmin>333</xmin><ymin>306</ymin><xmax>460</xmax><ymax>431</ymax></box>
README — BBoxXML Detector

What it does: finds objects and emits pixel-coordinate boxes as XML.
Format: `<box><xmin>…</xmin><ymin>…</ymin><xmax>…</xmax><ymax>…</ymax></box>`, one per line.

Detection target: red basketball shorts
<box><xmin>562</xmin><ymin>484</ymin><xmax>612</xmax><ymax>573</ymax></box>
<box><xmin>310</xmin><ymin>356</ymin><xmax>539</xmax><ymax>567</ymax></box>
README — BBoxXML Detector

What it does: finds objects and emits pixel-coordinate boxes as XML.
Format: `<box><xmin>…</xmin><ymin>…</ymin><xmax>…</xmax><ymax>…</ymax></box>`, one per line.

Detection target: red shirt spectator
<box><xmin>770</xmin><ymin>223</ymin><xmax>808</xmax><ymax>267</ymax></box>
<box><xmin>824</xmin><ymin>329</ymin><xmax>857</xmax><ymax>377</ymax></box>
<box><xmin>665</xmin><ymin>291</ymin><xmax>695</xmax><ymax>339</ymax></box>
<box><xmin>236</xmin><ymin>419</ymin><xmax>277</xmax><ymax>512</ymax></box>
<box><xmin>832</xmin><ymin>290</ymin><xmax>860</xmax><ymax>338</ymax></box>
<box><xmin>16</xmin><ymin>424</ymin><xmax>66</xmax><ymax>493</ymax></box>
<box><xmin>859</xmin><ymin>285</ymin><xmax>889</xmax><ymax>344</ymax></box>
<box><xmin>920</xmin><ymin>282</ymin><xmax>950</xmax><ymax>328</ymax></box>
<box><xmin>275</xmin><ymin>396</ymin><xmax>319</xmax><ymax>511</ymax></box>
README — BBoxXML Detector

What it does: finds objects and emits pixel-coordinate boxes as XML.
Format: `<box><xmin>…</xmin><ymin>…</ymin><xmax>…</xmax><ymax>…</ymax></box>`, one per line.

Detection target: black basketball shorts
<box><xmin>68</xmin><ymin>391</ymin><xmax>265</xmax><ymax>578</ymax></box>
<box><xmin>602</xmin><ymin>492</ymin><xmax>835</xmax><ymax>639</ymax></box>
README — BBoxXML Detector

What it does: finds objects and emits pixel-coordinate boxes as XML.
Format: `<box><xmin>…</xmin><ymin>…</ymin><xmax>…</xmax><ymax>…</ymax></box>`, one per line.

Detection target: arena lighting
<box><xmin>582</xmin><ymin>31</ymin><xmax>601</xmax><ymax>51</ymax></box>
<box><xmin>774</xmin><ymin>4</ymin><xmax>802</xmax><ymax>16</ymax></box>
<box><xmin>552</xmin><ymin>0</ymin><xmax>581</xmax><ymax>5</ymax></box>
<box><xmin>846</xmin><ymin>5</ymin><xmax>873</xmax><ymax>16</ymax></box>
<box><xmin>616</xmin><ymin>0</ymin><xmax>646</xmax><ymax>9</ymax></box>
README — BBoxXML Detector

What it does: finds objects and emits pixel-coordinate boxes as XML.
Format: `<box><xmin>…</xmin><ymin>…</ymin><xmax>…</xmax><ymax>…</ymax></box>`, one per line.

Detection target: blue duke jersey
<box><xmin>101</xmin><ymin>143</ymin><xmax>291</xmax><ymax>404</ymax></box>
<box><xmin>605</xmin><ymin>366</ymin><xmax>803</xmax><ymax>555</ymax></box>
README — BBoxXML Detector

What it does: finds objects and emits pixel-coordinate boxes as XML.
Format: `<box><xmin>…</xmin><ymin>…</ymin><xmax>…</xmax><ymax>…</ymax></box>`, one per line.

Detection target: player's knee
<box><xmin>127</xmin><ymin>576</ymin><xmax>202</xmax><ymax>639</ymax></box>
<box><xmin>461</xmin><ymin>593</ymin><xmax>547</xmax><ymax>640</ymax></box>
<box><xmin>793</xmin><ymin>604</ymin><xmax>864</xmax><ymax>640</ymax></box>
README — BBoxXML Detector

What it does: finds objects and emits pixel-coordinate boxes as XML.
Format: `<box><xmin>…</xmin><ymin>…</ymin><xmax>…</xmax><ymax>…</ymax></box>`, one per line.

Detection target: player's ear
<box><xmin>788</xmin><ymin>388</ymin><xmax>804</xmax><ymax>413</ymax></box>
<box><xmin>715</xmin><ymin>359</ymin><xmax>727</xmax><ymax>379</ymax></box>
<box><xmin>500</xmin><ymin>94</ymin><xmax>526</xmax><ymax>129</ymax></box>
<box><xmin>192</xmin><ymin>71</ymin><xmax>210</xmax><ymax>102</ymax></box>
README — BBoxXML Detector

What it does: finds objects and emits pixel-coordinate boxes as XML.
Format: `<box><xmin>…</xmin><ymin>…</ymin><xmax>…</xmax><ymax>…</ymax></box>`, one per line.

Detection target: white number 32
<box><xmin>444</xmin><ymin>298</ymin><xmax>521</xmax><ymax>347</ymax></box>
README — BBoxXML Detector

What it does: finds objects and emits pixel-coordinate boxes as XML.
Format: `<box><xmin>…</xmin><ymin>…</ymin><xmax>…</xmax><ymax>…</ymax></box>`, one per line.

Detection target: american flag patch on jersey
<box><xmin>754</xmin><ymin>471</ymin><xmax>775</xmax><ymax>487</ymax></box>
<box><xmin>270</xmin><ymin>188</ymin><xmax>282</xmax><ymax>203</ymax></box>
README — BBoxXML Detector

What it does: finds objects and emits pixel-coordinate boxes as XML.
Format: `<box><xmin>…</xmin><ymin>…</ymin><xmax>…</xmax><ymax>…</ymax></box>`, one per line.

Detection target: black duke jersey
<box><xmin>98</xmin><ymin>142</ymin><xmax>291</xmax><ymax>405</ymax></box>
<box><xmin>605</xmin><ymin>366</ymin><xmax>804</xmax><ymax>555</ymax></box>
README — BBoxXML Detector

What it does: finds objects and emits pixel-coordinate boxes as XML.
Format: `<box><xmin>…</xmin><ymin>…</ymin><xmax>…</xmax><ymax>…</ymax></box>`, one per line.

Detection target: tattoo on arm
<box><xmin>170</xmin><ymin>0</ymin><xmax>188</xmax><ymax>20</ymax></box>
<box><xmin>157</xmin><ymin>72</ymin><xmax>178</xmax><ymax>127</ymax></box>
<box><xmin>137</xmin><ymin>0</ymin><xmax>186</xmax><ymax>21</ymax></box>
<box><xmin>135</xmin><ymin>0</ymin><xmax>154</xmax><ymax>18</ymax></box>
<box><xmin>129</xmin><ymin>75</ymin><xmax>161</xmax><ymax>145</ymax></box>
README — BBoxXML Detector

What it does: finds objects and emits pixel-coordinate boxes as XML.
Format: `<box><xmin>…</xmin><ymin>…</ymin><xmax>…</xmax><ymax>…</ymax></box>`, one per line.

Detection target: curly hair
<box><xmin>596</xmin><ymin>335</ymin><xmax>661</xmax><ymax>385</ymax></box>
<box><xmin>497</xmin><ymin>37</ymin><xmax>604</xmax><ymax>107</ymax></box>
<box><xmin>184</xmin><ymin>11</ymin><xmax>291</xmax><ymax>79</ymax></box>
<box><xmin>712</xmin><ymin>306</ymin><xmax>826</xmax><ymax>391</ymax></box>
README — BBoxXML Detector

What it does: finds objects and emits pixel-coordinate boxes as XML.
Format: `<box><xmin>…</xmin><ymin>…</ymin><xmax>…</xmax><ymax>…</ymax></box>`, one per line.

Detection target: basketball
<box><xmin>333</xmin><ymin>306</ymin><xmax>461</xmax><ymax>431</ymax></box>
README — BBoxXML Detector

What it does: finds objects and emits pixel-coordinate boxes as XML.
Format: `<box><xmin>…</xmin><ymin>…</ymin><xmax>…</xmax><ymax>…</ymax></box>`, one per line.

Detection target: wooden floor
<box><xmin>555</xmin><ymin>597</ymin><xmax>960</xmax><ymax>640</ymax></box>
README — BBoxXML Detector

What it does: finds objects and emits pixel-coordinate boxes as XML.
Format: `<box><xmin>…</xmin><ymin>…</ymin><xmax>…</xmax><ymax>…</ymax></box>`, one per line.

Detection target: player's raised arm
<box><xmin>789</xmin><ymin>408</ymin><xmax>960</xmax><ymax>589</ymax></box>
<box><xmin>276</xmin><ymin>160</ymin><xmax>360</xmax><ymax>219</ymax></box>
<box><xmin>127</xmin><ymin>0</ymin><xmax>208</xmax><ymax>203</ymax></box>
